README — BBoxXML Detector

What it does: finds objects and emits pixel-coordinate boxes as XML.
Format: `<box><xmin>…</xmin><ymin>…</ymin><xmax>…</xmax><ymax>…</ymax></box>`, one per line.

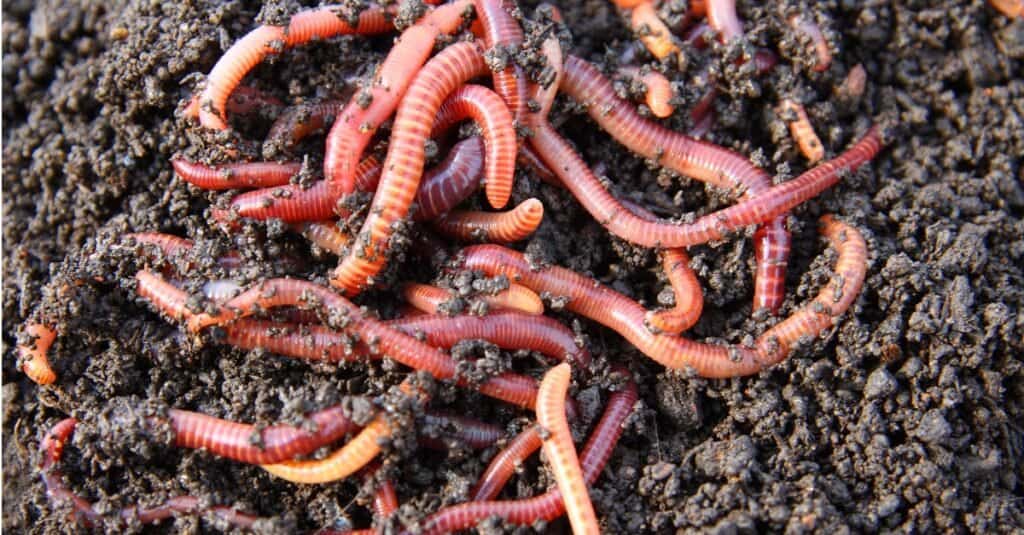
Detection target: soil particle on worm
<box><xmin>4</xmin><ymin>0</ymin><xmax>1023</xmax><ymax>534</ymax></box>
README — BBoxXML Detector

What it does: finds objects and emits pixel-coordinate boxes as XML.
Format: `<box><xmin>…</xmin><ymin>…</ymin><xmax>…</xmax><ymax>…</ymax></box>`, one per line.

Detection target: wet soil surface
<box><xmin>4</xmin><ymin>0</ymin><xmax>1023</xmax><ymax>533</ymax></box>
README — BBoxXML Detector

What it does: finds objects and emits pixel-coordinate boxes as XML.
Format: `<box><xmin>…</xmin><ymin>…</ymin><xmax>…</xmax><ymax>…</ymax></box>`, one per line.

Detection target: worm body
<box><xmin>415</xmin><ymin>137</ymin><xmax>485</xmax><ymax>221</ymax></box>
<box><xmin>780</xmin><ymin>98</ymin><xmax>825</xmax><ymax>162</ymax></box>
<box><xmin>618</xmin><ymin>67</ymin><xmax>675</xmax><ymax>118</ymax></box>
<box><xmin>647</xmin><ymin>248</ymin><xmax>703</xmax><ymax>333</ymax></box>
<box><xmin>419</xmin><ymin>412</ymin><xmax>504</xmax><ymax>450</ymax></box>
<box><xmin>266</xmin><ymin>100</ymin><xmax>344</xmax><ymax>149</ymax></box>
<box><xmin>20</xmin><ymin>323</ymin><xmax>57</xmax><ymax>385</ymax></box>
<box><xmin>473</xmin><ymin>0</ymin><xmax>529</xmax><ymax>122</ymax></box>
<box><xmin>296</xmin><ymin>221</ymin><xmax>351</xmax><ymax>255</ymax></box>
<box><xmin>172</xmin><ymin>159</ymin><xmax>301</xmax><ymax>190</ymax></box>
<box><xmin>629</xmin><ymin>2</ymin><xmax>681</xmax><ymax>61</ymax></box>
<box><xmin>402</xmin><ymin>282</ymin><xmax>544</xmax><ymax>315</ymax></box>
<box><xmin>706</xmin><ymin>0</ymin><xmax>743</xmax><ymax>42</ymax></box>
<box><xmin>433</xmin><ymin>198</ymin><xmax>544</xmax><ymax>243</ymax></box>
<box><xmin>471</xmin><ymin>425</ymin><xmax>543</xmax><ymax>500</ymax></box>
<box><xmin>788</xmin><ymin>15</ymin><xmax>831</xmax><ymax>72</ymax></box>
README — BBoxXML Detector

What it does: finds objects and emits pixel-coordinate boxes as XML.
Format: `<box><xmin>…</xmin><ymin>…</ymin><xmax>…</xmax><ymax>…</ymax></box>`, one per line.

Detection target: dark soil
<box><xmin>4</xmin><ymin>0</ymin><xmax>1023</xmax><ymax>533</ymax></box>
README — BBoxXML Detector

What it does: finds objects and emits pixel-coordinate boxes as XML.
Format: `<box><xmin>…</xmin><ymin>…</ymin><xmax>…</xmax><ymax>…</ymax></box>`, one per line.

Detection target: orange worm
<box><xmin>537</xmin><ymin>363</ymin><xmax>599</xmax><ymax>534</ymax></box>
<box><xmin>618</xmin><ymin>66</ymin><xmax>675</xmax><ymax>118</ymax></box>
<box><xmin>990</xmin><ymin>0</ymin><xmax>1024</xmax><ymax>17</ymax></box>
<box><xmin>558</xmin><ymin>55</ymin><xmax>793</xmax><ymax>313</ymax></box>
<box><xmin>459</xmin><ymin>219</ymin><xmax>868</xmax><ymax>376</ymax></box>
<box><xmin>135</xmin><ymin>274</ymin><xmax>541</xmax><ymax>410</ymax></box>
<box><xmin>412</xmin><ymin>372</ymin><xmax>637</xmax><ymax>534</ymax></box>
<box><xmin>161</xmin><ymin>405</ymin><xmax>358</xmax><ymax>464</ymax></box>
<box><xmin>171</xmin><ymin>159</ymin><xmax>301</xmax><ymax>190</ymax></box>
<box><xmin>432</xmin><ymin>198</ymin><xmax>545</xmax><ymax>243</ymax></box>
<box><xmin>414</xmin><ymin>136</ymin><xmax>485</xmax><ymax>221</ymax></box>
<box><xmin>706</xmin><ymin>0</ymin><xmax>743</xmax><ymax>42</ymax></box>
<box><xmin>218</xmin><ymin>156</ymin><xmax>382</xmax><ymax>223</ymax></box>
<box><xmin>20</xmin><ymin>322</ymin><xmax>57</xmax><ymax>385</ymax></box>
<box><xmin>323</xmin><ymin>0</ymin><xmax>473</xmax><ymax>195</ymax></box>
<box><xmin>402</xmin><ymin>282</ymin><xmax>544</xmax><ymax>315</ymax></box>
<box><xmin>430</xmin><ymin>85</ymin><xmax>517</xmax><ymax>209</ymax></box>
<box><xmin>470</xmin><ymin>424</ymin><xmax>543</xmax><ymax>500</ymax></box>
<box><xmin>193</xmin><ymin>6</ymin><xmax>394</xmax><ymax>130</ymax></box>
<box><xmin>611</xmin><ymin>0</ymin><xmax>647</xmax><ymax>7</ymax></box>
<box><xmin>629</xmin><ymin>2</ymin><xmax>681</xmax><ymax>62</ymax></box>
<box><xmin>266</xmin><ymin>100</ymin><xmax>344</xmax><ymax>150</ymax></box>
<box><xmin>473</xmin><ymin>0</ymin><xmax>529</xmax><ymax>122</ymax></box>
<box><xmin>330</xmin><ymin>42</ymin><xmax>489</xmax><ymax>296</ymax></box>
<box><xmin>788</xmin><ymin>15</ymin><xmax>832</xmax><ymax>72</ymax></box>
<box><xmin>780</xmin><ymin>98</ymin><xmax>825</xmax><ymax>163</ymax></box>
<box><xmin>295</xmin><ymin>221</ymin><xmax>351</xmax><ymax>256</ymax></box>
<box><xmin>39</xmin><ymin>418</ymin><xmax>260</xmax><ymax>528</ymax></box>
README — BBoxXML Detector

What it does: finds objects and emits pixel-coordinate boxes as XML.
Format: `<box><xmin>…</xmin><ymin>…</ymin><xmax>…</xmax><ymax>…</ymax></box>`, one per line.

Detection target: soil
<box><xmin>3</xmin><ymin>0</ymin><xmax>1023</xmax><ymax>533</ymax></box>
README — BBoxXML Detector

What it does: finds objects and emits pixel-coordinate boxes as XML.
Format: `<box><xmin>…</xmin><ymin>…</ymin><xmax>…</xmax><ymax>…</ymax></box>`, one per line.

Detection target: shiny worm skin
<box><xmin>618</xmin><ymin>66</ymin><xmax>675</xmax><ymax>118</ymax></box>
<box><xmin>458</xmin><ymin>217</ymin><xmax>869</xmax><ymax>377</ymax></box>
<box><xmin>430</xmin><ymin>84</ymin><xmax>517</xmax><ymax>209</ymax></box>
<box><xmin>473</xmin><ymin>0</ymin><xmax>529</xmax><ymax>122</ymax></box>
<box><xmin>192</xmin><ymin>6</ymin><xmax>394</xmax><ymax>130</ymax></box>
<box><xmin>171</xmin><ymin>159</ymin><xmax>301</xmax><ymax>190</ymax></box>
<box><xmin>780</xmin><ymin>98</ymin><xmax>825</xmax><ymax>163</ymax></box>
<box><xmin>39</xmin><ymin>418</ymin><xmax>260</xmax><ymax>529</ymax></box>
<box><xmin>330</xmin><ymin>42</ymin><xmax>489</xmax><ymax>296</ymax></box>
<box><xmin>411</xmin><ymin>372</ymin><xmax>637</xmax><ymax>534</ymax></box>
<box><xmin>295</xmin><ymin>221</ymin><xmax>351</xmax><ymax>256</ymax></box>
<box><xmin>432</xmin><ymin>198</ymin><xmax>545</xmax><ymax>244</ymax></box>
<box><xmin>558</xmin><ymin>55</ymin><xmax>793</xmax><ymax>314</ymax></box>
<box><xmin>266</xmin><ymin>100</ymin><xmax>344</xmax><ymax>150</ymax></box>
<box><xmin>323</xmin><ymin>0</ymin><xmax>472</xmax><ymax>195</ymax></box>
<box><xmin>414</xmin><ymin>136</ymin><xmax>485</xmax><ymax>221</ymax></box>
<box><xmin>20</xmin><ymin>322</ymin><xmax>57</xmax><ymax>385</ymax></box>
<box><xmin>990</xmin><ymin>0</ymin><xmax>1024</xmax><ymax>17</ymax></box>
<box><xmin>628</xmin><ymin>2</ymin><xmax>681</xmax><ymax>62</ymax></box>
<box><xmin>419</xmin><ymin>412</ymin><xmax>504</xmax><ymax>450</ymax></box>
<box><xmin>707</xmin><ymin>0</ymin><xmax>743</xmax><ymax>42</ymax></box>
<box><xmin>470</xmin><ymin>424</ymin><xmax>543</xmax><ymax>500</ymax></box>
<box><xmin>402</xmin><ymin>282</ymin><xmax>545</xmax><ymax>316</ymax></box>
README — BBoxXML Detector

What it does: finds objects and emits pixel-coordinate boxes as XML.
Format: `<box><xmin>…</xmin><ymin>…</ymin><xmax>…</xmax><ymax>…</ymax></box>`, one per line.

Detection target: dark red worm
<box><xmin>414</xmin><ymin>136</ymin><xmax>485</xmax><ymax>221</ymax></box>
<box><xmin>432</xmin><ymin>198</ymin><xmax>545</xmax><ymax>243</ymax></box>
<box><xmin>458</xmin><ymin>217</ymin><xmax>869</xmax><ymax>376</ymax></box>
<box><xmin>419</xmin><ymin>412</ymin><xmax>504</xmax><ymax>450</ymax></box>
<box><xmin>558</xmin><ymin>55</ymin><xmax>794</xmax><ymax>313</ymax></box>
<box><xmin>191</xmin><ymin>6</ymin><xmax>395</xmax><ymax>130</ymax></box>
<box><xmin>39</xmin><ymin>418</ymin><xmax>260</xmax><ymax>529</ymax></box>
<box><xmin>323</xmin><ymin>0</ymin><xmax>473</xmax><ymax>195</ymax></box>
<box><xmin>411</xmin><ymin>372</ymin><xmax>638</xmax><ymax>534</ymax></box>
<box><xmin>431</xmin><ymin>84</ymin><xmax>517</xmax><ymax>209</ymax></box>
<box><xmin>330</xmin><ymin>42</ymin><xmax>489</xmax><ymax>296</ymax></box>
<box><xmin>470</xmin><ymin>424</ymin><xmax>542</xmax><ymax>501</ymax></box>
<box><xmin>172</xmin><ymin>159</ymin><xmax>302</xmax><ymax>190</ymax></box>
<box><xmin>135</xmin><ymin>274</ymin><xmax>542</xmax><ymax>410</ymax></box>
<box><xmin>266</xmin><ymin>100</ymin><xmax>344</xmax><ymax>150</ymax></box>
<box><xmin>517</xmin><ymin>144</ymin><xmax>561</xmax><ymax>186</ymax></box>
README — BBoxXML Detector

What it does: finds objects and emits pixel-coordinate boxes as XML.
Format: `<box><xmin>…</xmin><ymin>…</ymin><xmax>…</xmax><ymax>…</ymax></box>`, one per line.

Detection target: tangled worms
<box><xmin>414</xmin><ymin>136</ymin><xmax>485</xmax><ymax>221</ymax></box>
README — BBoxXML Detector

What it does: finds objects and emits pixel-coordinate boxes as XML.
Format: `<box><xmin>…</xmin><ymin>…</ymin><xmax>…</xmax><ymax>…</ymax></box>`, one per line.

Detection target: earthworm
<box><xmin>224</xmin><ymin>320</ymin><xmax>363</xmax><ymax>362</ymax></box>
<box><xmin>629</xmin><ymin>2</ymin><xmax>681</xmax><ymax>61</ymax></box>
<box><xmin>837</xmin><ymin>64</ymin><xmax>867</xmax><ymax>100</ymax></box>
<box><xmin>266</xmin><ymin>100</ymin><xmax>344</xmax><ymax>150</ymax></box>
<box><xmin>419</xmin><ymin>412</ymin><xmax>504</xmax><ymax>450</ymax></box>
<box><xmin>370</xmin><ymin>474</ymin><xmax>399</xmax><ymax>518</ymax></box>
<box><xmin>706</xmin><ymin>0</ymin><xmax>743</xmax><ymax>42</ymax></box>
<box><xmin>529</xmin><ymin>20</ymin><xmax>563</xmax><ymax>120</ymax></box>
<box><xmin>323</xmin><ymin>0</ymin><xmax>472</xmax><ymax>195</ymax></box>
<box><xmin>517</xmin><ymin>145</ymin><xmax>561</xmax><ymax>186</ymax></box>
<box><xmin>780</xmin><ymin>98</ymin><xmax>825</xmax><ymax>162</ymax></box>
<box><xmin>788</xmin><ymin>15</ymin><xmax>831</xmax><ymax>72</ymax></box>
<box><xmin>193</xmin><ymin>6</ymin><xmax>394</xmax><ymax>130</ymax></box>
<box><xmin>296</xmin><ymin>221</ymin><xmax>351</xmax><ymax>255</ymax></box>
<box><xmin>181</xmin><ymin>85</ymin><xmax>284</xmax><ymax>120</ymax></box>
<box><xmin>458</xmin><ymin>217</ymin><xmax>869</xmax><ymax>376</ymax></box>
<box><xmin>161</xmin><ymin>405</ymin><xmax>358</xmax><ymax>464</ymax></box>
<box><xmin>39</xmin><ymin>418</ymin><xmax>260</xmax><ymax>528</ymax></box>
<box><xmin>618</xmin><ymin>67</ymin><xmax>675</xmax><ymax>118</ymax></box>
<box><xmin>430</xmin><ymin>85</ymin><xmax>517</xmax><ymax>209</ymax></box>
<box><xmin>470</xmin><ymin>424</ymin><xmax>542</xmax><ymax>500</ymax></box>
<box><xmin>433</xmin><ymin>198</ymin><xmax>545</xmax><ymax>243</ymax></box>
<box><xmin>537</xmin><ymin>363</ymin><xmax>599</xmax><ymax>534</ymax></box>
<box><xmin>610</xmin><ymin>0</ymin><xmax>647</xmax><ymax>7</ymax></box>
<box><xmin>412</xmin><ymin>372</ymin><xmax>637</xmax><ymax>534</ymax></box>
<box><xmin>402</xmin><ymin>282</ymin><xmax>544</xmax><ymax>315</ymax></box>
<box><xmin>136</xmin><ymin>274</ymin><xmax>542</xmax><ymax>409</ymax></box>
<box><xmin>330</xmin><ymin>41</ymin><xmax>489</xmax><ymax>296</ymax></box>
<box><xmin>414</xmin><ymin>137</ymin><xmax>485</xmax><ymax>221</ymax></box>
<box><xmin>990</xmin><ymin>0</ymin><xmax>1024</xmax><ymax>17</ymax></box>
<box><xmin>219</xmin><ymin>156</ymin><xmax>382</xmax><ymax>223</ymax></box>
<box><xmin>473</xmin><ymin>0</ymin><xmax>529</xmax><ymax>122</ymax></box>
<box><xmin>557</xmin><ymin>55</ymin><xmax>793</xmax><ymax>313</ymax></box>
<box><xmin>20</xmin><ymin>322</ymin><xmax>57</xmax><ymax>385</ymax></box>
<box><xmin>171</xmin><ymin>159</ymin><xmax>301</xmax><ymax>190</ymax></box>
<box><xmin>124</xmin><ymin>232</ymin><xmax>244</xmax><ymax>273</ymax></box>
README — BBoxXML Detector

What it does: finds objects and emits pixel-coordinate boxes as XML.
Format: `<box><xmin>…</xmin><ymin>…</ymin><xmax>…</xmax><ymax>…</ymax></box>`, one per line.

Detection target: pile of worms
<box><xmin>20</xmin><ymin>0</ymin><xmax>904</xmax><ymax>532</ymax></box>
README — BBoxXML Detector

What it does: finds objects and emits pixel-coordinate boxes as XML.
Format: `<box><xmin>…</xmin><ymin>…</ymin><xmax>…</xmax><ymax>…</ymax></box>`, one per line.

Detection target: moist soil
<box><xmin>3</xmin><ymin>0</ymin><xmax>1023</xmax><ymax>533</ymax></box>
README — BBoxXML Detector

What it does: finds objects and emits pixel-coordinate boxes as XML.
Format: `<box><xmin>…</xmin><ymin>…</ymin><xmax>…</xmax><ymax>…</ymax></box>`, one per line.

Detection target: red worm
<box><xmin>218</xmin><ymin>156</ymin><xmax>382</xmax><ymax>223</ymax></box>
<box><xmin>193</xmin><ymin>6</ymin><xmax>394</xmax><ymax>130</ymax></box>
<box><xmin>419</xmin><ymin>412</ymin><xmax>504</xmax><ymax>450</ymax></box>
<box><xmin>780</xmin><ymin>98</ymin><xmax>825</xmax><ymax>162</ymax></box>
<box><xmin>266</xmin><ymin>100</ymin><xmax>344</xmax><ymax>149</ymax></box>
<box><xmin>402</xmin><ymin>282</ymin><xmax>544</xmax><ymax>315</ymax></box>
<box><xmin>330</xmin><ymin>42</ymin><xmax>489</xmax><ymax>296</ymax></box>
<box><xmin>558</xmin><ymin>55</ymin><xmax>793</xmax><ymax>313</ymax></box>
<box><xmin>517</xmin><ymin>144</ymin><xmax>561</xmax><ymax>186</ymax></box>
<box><xmin>414</xmin><ymin>136</ymin><xmax>485</xmax><ymax>221</ymax></box>
<box><xmin>161</xmin><ymin>405</ymin><xmax>358</xmax><ymax>464</ymax></box>
<box><xmin>370</xmin><ymin>475</ymin><xmax>399</xmax><ymax>518</ymax></box>
<box><xmin>135</xmin><ymin>274</ymin><xmax>542</xmax><ymax>410</ymax></box>
<box><xmin>473</xmin><ymin>0</ymin><xmax>529</xmax><ymax>122</ymax></box>
<box><xmin>629</xmin><ymin>2</ymin><xmax>681</xmax><ymax>62</ymax></box>
<box><xmin>706</xmin><ymin>0</ymin><xmax>743</xmax><ymax>42</ymax></box>
<box><xmin>537</xmin><ymin>363</ymin><xmax>599</xmax><ymax>534</ymax></box>
<box><xmin>433</xmin><ymin>198</ymin><xmax>545</xmax><ymax>243</ymax></box>
<box><xmin>323</xmin><ymin>0</ymin><xmax>472</xmax><ymax>195</ymax></box>
<box><xmin>990</xmin><ymin>0</ymin><xmax>1024</xmax><ymax>18</ymax></box>
<box><xmin>788</xmin><ymin>15</ymin><xmax>831</xmax><ymax>72</ymax></box>
<box><xmin>458</xmin><ymin>219</ymin><xmax>869</xmax><ymax>376</ymax></box>
<box><xmin>20</xmin><ymin>322</ymin><xmax>57</xmax><ymax>385</ymax></box>
<box><xmin>39</xmin><ymin>418</ymin><xmax>260</xmax><ymax>529</ymax></box>
<box><xmin>123</xmin><ymin>232</ymin><xmax>246</xmax><ymax>273</ymax></box>
<box><xmin>431</xmin><ymin>85</ymin><xmax>517</xmax><ymax>209</ymax></box>
<box><xmin>618</xmin><ymin>67</ymin><xmax>675</xmax><ymax>118</ymax></box>
<box><xmin>470</xmin><ymin>424</ymin><xmax>542</xmax><ymax>500</ymax></box>
<box><xmin>411</xmin><ymin>372</ymin><xmax>638</xmax><ymax>534</ymax></box>
<box><xmin>529</xmin><ymin>25</ymin><xmax>563</xmax><ymax>121</ymax></box>
<box><xmin>181</xmin><ymin>85</ymin><xmax>284</xmax><ymax>120</ymax></box>
<box><xmin>172</xmin><ymin>159</ymin><xmax>301</xmax><ymax>190</ymax></box>
<box><xmin>295</xmin><ymin>221</ymin><xmax>351</xmax><ymax>256</ymax></box>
